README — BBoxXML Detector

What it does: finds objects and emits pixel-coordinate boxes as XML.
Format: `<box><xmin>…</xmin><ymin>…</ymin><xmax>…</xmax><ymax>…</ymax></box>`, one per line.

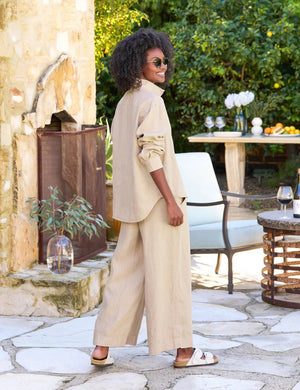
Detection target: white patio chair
<box><xmin>176</xmin><ymin>152</ymin><xmax>276</xmax><ymax>294</ymax></box>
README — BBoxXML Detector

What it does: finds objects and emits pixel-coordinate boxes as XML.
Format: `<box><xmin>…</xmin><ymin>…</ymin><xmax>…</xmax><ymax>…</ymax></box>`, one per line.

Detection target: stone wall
<box><xmin>0</xmin><ymin>0</ymin><xmax>96</xmax><ymax>276</ymax></box>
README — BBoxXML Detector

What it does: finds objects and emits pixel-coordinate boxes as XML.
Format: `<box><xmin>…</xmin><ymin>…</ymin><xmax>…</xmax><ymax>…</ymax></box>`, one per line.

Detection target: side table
<box><xmin>257</xmin><ymin>210</ymin><xmax>300</xmax><ymax>308</ymax></box>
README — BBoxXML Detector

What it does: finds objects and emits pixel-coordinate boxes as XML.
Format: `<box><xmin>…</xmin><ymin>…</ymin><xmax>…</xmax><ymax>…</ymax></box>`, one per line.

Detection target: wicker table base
<box><xmin>258</xmin><ymin>210</ymin><xmax>300</xmax><ymax>309</ymax></box>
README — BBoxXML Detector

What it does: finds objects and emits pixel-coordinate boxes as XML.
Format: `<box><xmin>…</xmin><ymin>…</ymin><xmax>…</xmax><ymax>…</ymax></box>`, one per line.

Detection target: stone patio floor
<box><xmin>1</xmin><ymin>208</ymin><xmax>300</xmax><ymax>390</ymax></box>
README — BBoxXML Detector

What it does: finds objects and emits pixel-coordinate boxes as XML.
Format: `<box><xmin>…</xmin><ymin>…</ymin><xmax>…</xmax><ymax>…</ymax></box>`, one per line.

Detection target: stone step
<box><xmin>0</xmin><ymin>256</ymin><xmax>111</xmax><ymax>317</ymax></box>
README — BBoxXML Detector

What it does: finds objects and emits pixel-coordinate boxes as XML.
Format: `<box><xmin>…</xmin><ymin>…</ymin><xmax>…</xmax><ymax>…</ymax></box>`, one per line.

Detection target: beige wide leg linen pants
<box><xmin>93</xmin><ymin>198</ymin><xmax>193</xmax><ymax>355</ymax></box>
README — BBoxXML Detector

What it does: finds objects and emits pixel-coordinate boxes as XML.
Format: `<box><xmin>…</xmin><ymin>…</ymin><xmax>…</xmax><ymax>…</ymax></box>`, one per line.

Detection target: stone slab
<box><xmin>193</xmin><ymin>333</ymin><xmax>241</xmax><ymax>350</ymax></box>
<box><xmin>0</xmin><ymin>347</ymin><xmax>13</xmax><ymax>372</ymax></box>
<box><xmin>218</xmin><ymin>354</ymin><xmax>297</xmax><ymax>377</ymax></box>
<box><xmin>129</xmin><ymin>353</ymin><xmax>174</xmax><ymax>371</ymax></box>
<box><xmin>16</xmin><ymin>348</ymin><xmax>93</xmax><ymax>373</ymax></box>
<box><xmin>192</xmin><ymin>289</ymin><xmax>251</xmax><ymax>307</ymax></box>
<box><xmin>13</xmin><ymin>316</ymin><xmax>96</xmax><ymax>347</ymax></box>
<box><xmin>246</xmin><ymin>302</ymin><xmax>294</xmax><ymax>318</ymax></box>
<box><xmin>12</xmin><ymin>314</ymin><xmax>149</xmax><ymax>350</ymax></box>
<box><xmin>67</xmin><ymin>372</ymin><xmax>147</xmax><ymax>390</ymax></box>
<box><xmin>193</xmin><ymin>321</ymin><xmax>265</xmax><ymax>336</ymax></box>
<box><xmin>110</xmin><ymin>346</ymin><xmax>149</xmax><ymax>363</ymax></box>
<box><xmin>234</xmin><ymin>333</ymin><xmax>300</xmax><ymax>352</ymax></box>
<box><xmin>193</xmin><ymin>303</ymin><xmax>247</xmax><ymax>322</ymax></box>
<box><xmin>0</xmin><ymin>318</ymin><xmax>43</xmax><ymax>341</ymax></box>
<box><xmin>271</xmin><ymin>311</ymin><xmax>300</xmax><ymax>332</ymax></box>
<box><xmin>0</xmin><ymin>373</ymin><xmax>67</xmax><ymax>390</ymax></box>
<box><xmin>171</xmin><ymin>374</ymin><xmax>264</xmax><ymax>390</ymax></box>
<box><xmin>109</xmin><ymin>347</ymin><xmax>174</xmax><ymax>372</ymax></box>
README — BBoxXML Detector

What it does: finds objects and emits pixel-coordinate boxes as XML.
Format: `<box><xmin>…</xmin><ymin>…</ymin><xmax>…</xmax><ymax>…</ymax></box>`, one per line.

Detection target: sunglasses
<box><xmin>147</xmin><ymin>58</ymin><xmax>169</xmax><ymax>67</ymax></box>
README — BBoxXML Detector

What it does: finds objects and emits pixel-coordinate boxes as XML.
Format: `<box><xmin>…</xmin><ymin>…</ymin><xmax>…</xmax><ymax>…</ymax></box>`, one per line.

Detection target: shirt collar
<box><xmin>140</xmin><ymin>79</ymin><xmax>165</xmax><ymax>97</ymax></box>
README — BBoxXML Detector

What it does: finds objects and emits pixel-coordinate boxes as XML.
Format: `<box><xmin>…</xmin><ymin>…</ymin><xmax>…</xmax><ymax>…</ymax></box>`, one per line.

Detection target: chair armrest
<box><xmin>187</xmin><ymin>199</ymin><xmax>228</xmax><ymax>207</ymax></box>
<box><xmin>187</xmin><ymin>197</ymin><xmax>232</xmax><ymax>251</ymax></box>
<box><xmin>221</xmin><ymin>191</ymin><xmax>277</xmax><ymax>200</ymax></box>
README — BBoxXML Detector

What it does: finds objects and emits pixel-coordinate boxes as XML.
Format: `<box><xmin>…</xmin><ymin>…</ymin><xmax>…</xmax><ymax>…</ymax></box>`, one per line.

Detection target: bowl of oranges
<box><xmin>264</xmin><ymin>123</ymin><xmax>300</xmax><ymax>136</ymax></box>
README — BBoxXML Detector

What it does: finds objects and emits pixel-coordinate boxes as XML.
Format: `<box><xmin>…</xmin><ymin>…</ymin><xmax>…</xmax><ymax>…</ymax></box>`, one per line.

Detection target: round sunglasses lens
<box><xmin>152</xmin><ymin>58</ymin><xmax>168</xmax><ymax>67</ymax></box>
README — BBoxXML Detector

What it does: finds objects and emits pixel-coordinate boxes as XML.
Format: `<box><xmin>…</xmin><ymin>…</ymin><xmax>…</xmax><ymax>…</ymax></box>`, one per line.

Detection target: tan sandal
<box><xmin>91</xmin><ymin>353</ymin><xmax>114</xmax><ymax>367</ymax></box>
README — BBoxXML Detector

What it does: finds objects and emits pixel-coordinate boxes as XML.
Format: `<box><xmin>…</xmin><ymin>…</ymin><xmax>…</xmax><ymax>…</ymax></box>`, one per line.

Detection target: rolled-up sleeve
<box><xmin>137</xmin><ymin>98</ymin><xmax>166</xmax><ymax>172</ymax></box>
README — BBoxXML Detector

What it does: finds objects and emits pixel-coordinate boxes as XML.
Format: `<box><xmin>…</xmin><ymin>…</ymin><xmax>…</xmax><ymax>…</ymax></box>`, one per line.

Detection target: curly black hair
<box><xmin>110</xmin><ymin>28</ymin><xmax>175</xmax><ymax>93</ymax></box>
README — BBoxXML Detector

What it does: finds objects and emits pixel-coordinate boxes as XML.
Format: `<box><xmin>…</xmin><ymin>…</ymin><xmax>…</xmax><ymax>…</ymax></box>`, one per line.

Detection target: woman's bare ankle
<box><xmin>176</xmin><ymin>347</ymin><xmax>194</xmax><ymax>362</ymax></box>
<box><xmin>93</xmin><ymin>345</ymin><xmax>109</xmax><ymax>359</ymax></box>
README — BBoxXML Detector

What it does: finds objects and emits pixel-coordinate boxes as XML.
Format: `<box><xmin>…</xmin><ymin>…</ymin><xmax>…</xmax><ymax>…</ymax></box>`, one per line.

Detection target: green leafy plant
<box><xmin>135</xmin><ymin>0</ymin><xmax>300</xmax><ymax>152</ymax></box>
<box><xmin>247</xmin><ymin>95</ymin><xmax>283</xmax><ymax>120</ymax></box>
<box><xmin>105</xmin><ymin>121</ymin><xmax>113</xmax><ymax>181</ymax></box>
<box><xmin>95</xmin><ymin>0</ymin><xmax>148</xmax><ymax>118</ymax></box>
<box><xmin>99</xmin><ymin>116</ymin><xmax>113</xmax><ymax>181</ymax></box>
<box><xmin>268</xmin><ymin>156</ymin><xmax>300</xmax><ymax>188</ymax></box>
<box><xmin>27</xmin><ymin>187</ymin><xmax>108</xmax><ymax>239</ymax></box>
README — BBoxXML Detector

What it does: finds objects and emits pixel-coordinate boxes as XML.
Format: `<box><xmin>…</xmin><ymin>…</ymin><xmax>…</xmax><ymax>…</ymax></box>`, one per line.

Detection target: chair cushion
<box><xmin>190</xmin><ymin>219</ymin><xmax>263</xmax><ymax>250</ymax></box>
<box><xmin>176</xmin><ymin>152</ymin><xmax>223</xmax><ymax>226</ymax></box>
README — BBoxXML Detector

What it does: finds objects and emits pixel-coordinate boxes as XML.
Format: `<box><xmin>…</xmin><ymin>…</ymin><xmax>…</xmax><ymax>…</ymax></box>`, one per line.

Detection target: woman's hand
<box><xmin>150</xmin><ymin>168</ymin><xmax>184</xmax><ymax>227</ymax></box>
<box><xmin>166</xmin><ymin>200</ymin><xmax>184</xmax><ymax>226</ymax></box>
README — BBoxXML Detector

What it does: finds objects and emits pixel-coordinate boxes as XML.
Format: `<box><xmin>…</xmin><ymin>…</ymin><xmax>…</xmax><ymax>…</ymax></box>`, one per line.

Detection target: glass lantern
<box><xmin>46</xmin><ymin>235</ymin><xmax>74</xmax><ymax>274</ymax></box>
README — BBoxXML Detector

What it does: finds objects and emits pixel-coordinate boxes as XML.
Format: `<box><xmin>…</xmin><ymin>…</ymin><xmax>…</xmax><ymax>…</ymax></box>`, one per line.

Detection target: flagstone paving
<box><xmin>0</xmin><ymin>249</ymin><xmax>300</xmax><ymax>389</ymax></box>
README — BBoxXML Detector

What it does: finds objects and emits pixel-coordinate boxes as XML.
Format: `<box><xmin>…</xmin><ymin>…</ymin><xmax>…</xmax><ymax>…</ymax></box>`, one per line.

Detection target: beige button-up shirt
<box><xmin>112</xmin><ymin>79</ymin><xmax>186</xmax><ymax>222</ymax></box>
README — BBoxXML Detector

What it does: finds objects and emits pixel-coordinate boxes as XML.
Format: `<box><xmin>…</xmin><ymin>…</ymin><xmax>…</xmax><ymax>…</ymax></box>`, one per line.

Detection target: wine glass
<box><xmin>204</xmin><ymin>116</ymin><xmax>214</xmax><ymax>136</ymax></box>
<box><xmin>215</xmin><ymin>116</ymin><xmax>226</xmax><ymax>131</ymax></box>
<box><xmin>277</xmin><ymin>186</ymin><xmax>294</xmax><ymax>219</ymax></box>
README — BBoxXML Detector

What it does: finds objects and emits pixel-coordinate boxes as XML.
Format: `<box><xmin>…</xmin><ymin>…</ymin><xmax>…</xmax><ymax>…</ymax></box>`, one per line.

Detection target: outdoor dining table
<box><xmin>188</xmin><ymin>133</ymin><xmax>300</xmax><ymax>206</ymax></box>
<box><xmin>257</xmin><ymin>210</ymin><xmax>300</xmax><ymax>309</ymax></box>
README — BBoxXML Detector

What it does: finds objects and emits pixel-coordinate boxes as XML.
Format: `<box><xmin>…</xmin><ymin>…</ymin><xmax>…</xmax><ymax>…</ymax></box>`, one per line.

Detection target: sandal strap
<box><xmin>189</xmin><ymin>348</ymin><xmax>215</xmax><ymax>365</ymax></box>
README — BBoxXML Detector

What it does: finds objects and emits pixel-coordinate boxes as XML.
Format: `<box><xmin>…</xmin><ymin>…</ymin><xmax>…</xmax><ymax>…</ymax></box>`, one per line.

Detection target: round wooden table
<box><xmin>257</xmin><ymin>210</ymin><xmax>300</xmax><ymax>308</ymax></box>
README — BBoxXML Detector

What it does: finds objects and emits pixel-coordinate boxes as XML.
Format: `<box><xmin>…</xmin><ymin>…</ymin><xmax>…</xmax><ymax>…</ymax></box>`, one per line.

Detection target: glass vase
<box><xmin>233</xmin><ymin>111</ymin><xmax>247</xmax><ymax>135</ymax></box>
<box><xmin>47</xmin><ymin>234</ymin><xmax>74</xmax><ymax>274</ymax></box>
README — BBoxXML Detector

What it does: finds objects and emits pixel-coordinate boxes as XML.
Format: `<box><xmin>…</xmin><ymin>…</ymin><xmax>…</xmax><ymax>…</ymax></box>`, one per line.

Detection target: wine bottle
<box><xmin>293</xmin><ymin>168</ymin><xmax>300</xmax><ymax>218</ymax></box>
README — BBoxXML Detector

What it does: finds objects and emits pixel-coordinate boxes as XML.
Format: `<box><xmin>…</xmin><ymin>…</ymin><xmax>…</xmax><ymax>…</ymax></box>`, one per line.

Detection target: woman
<box><xmin>92</xmin><ymin>28</ymin><xmax>218</xmax><ymax>368</ymax></box>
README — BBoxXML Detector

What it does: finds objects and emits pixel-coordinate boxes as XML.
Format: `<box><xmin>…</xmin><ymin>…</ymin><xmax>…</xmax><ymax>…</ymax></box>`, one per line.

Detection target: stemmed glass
<box><xmin>215</xmin><ymin>116</ymin><xmax>226</xmax><ymax>131</ymax></box>
<box><xmin>204</xmin><ymin>116</ymin><xmax>215</xmax><ymax>136</ymax></box>
<box><xmin>277</xmin><ymin>186</ymin><xmax>294</xmax><ymax>219</ymax></box>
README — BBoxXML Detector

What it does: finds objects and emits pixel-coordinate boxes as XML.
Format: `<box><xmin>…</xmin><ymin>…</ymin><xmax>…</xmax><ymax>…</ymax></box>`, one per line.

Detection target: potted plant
<box><xmin>101</xmin><ymin>118</ymin><xmax>121</xmax><ymax>241</ymax></box>
<box><xmin>27</xmin><ymin>186</ymin><xmax>108</xmax><ymax>274</ymax></box>
<box><xmin>248</xmin><ymin>94</ymin><xmax>282</xmax><ymax>135</ymax></box>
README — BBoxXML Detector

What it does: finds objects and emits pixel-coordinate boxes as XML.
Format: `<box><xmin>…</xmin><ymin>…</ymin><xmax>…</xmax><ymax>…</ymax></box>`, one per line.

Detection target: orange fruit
<box><xmin>264</xmin><ymin>127</ymin><xmax>271</xmax><ymax>134</ymax></box>
<box><xmin>275</xmin><ymin>123</ymin><xmax>283</xmax><ymax>128</ymax></box>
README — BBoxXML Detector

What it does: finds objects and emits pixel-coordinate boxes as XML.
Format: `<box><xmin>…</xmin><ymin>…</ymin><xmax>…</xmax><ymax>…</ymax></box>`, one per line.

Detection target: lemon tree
<box><xmin>160</xmin><ymin>0</ymin><xmax>300</xmax><ymax>150</ymax></box>
<box><xmin>95</xmin><ymin>0</ymin><xmax>148</xmax><ymax>120</ymax></box>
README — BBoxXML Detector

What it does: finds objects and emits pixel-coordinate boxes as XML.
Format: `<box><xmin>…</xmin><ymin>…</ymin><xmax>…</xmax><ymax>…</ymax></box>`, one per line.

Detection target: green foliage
<box><xmin>136</xmin><ymin>0</ymin><xmax>187</xmax><ymax>28</ymax></box>
<box><xmin>95</xmin><ymin>0</ymin><xmax>148</xmax><ymax>70</ymax></box>
<box><xmin>247</xmin><ymin>95</ymin><xmax>282</xmax><ymax>121</ymax></box>
<box><xmin>165</xmin><ymin>0</ymin><xmax>300</xmax><ymax>142</ymax></box>
<box><xmin>95</xmin><ymin>0</ymin><xmax>300</xmax><ymax>156</ymax></box>
<box><xmin>95</xmin><ymin>0</ymin><xmax>148</xmax><ymax>119</ymax></box>
<box><xmin>27</xmin><ymin>187</ymin><xmax>108</xmax><ymax>239</ymax></box>
<box><xmin>99</xmin><ymin>116</ymin><xmax>113</xmax><ymax>181</ymax></box>
<box><xmin>268</xmin><ymin>156</ymin><xmax>300</xmax><ymax>188</ymax></box>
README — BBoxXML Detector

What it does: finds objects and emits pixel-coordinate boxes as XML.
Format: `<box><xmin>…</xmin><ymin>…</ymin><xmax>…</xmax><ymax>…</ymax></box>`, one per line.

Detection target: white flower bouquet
<box><xmin>225</xmin><ymin>91</ymin><xmax>255</xmax><ymax>133</ymax></box>
<box><xmin>225</xmin><ymin>91</ymin><xmax>255</xmax><ymax>114</ymax></box>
